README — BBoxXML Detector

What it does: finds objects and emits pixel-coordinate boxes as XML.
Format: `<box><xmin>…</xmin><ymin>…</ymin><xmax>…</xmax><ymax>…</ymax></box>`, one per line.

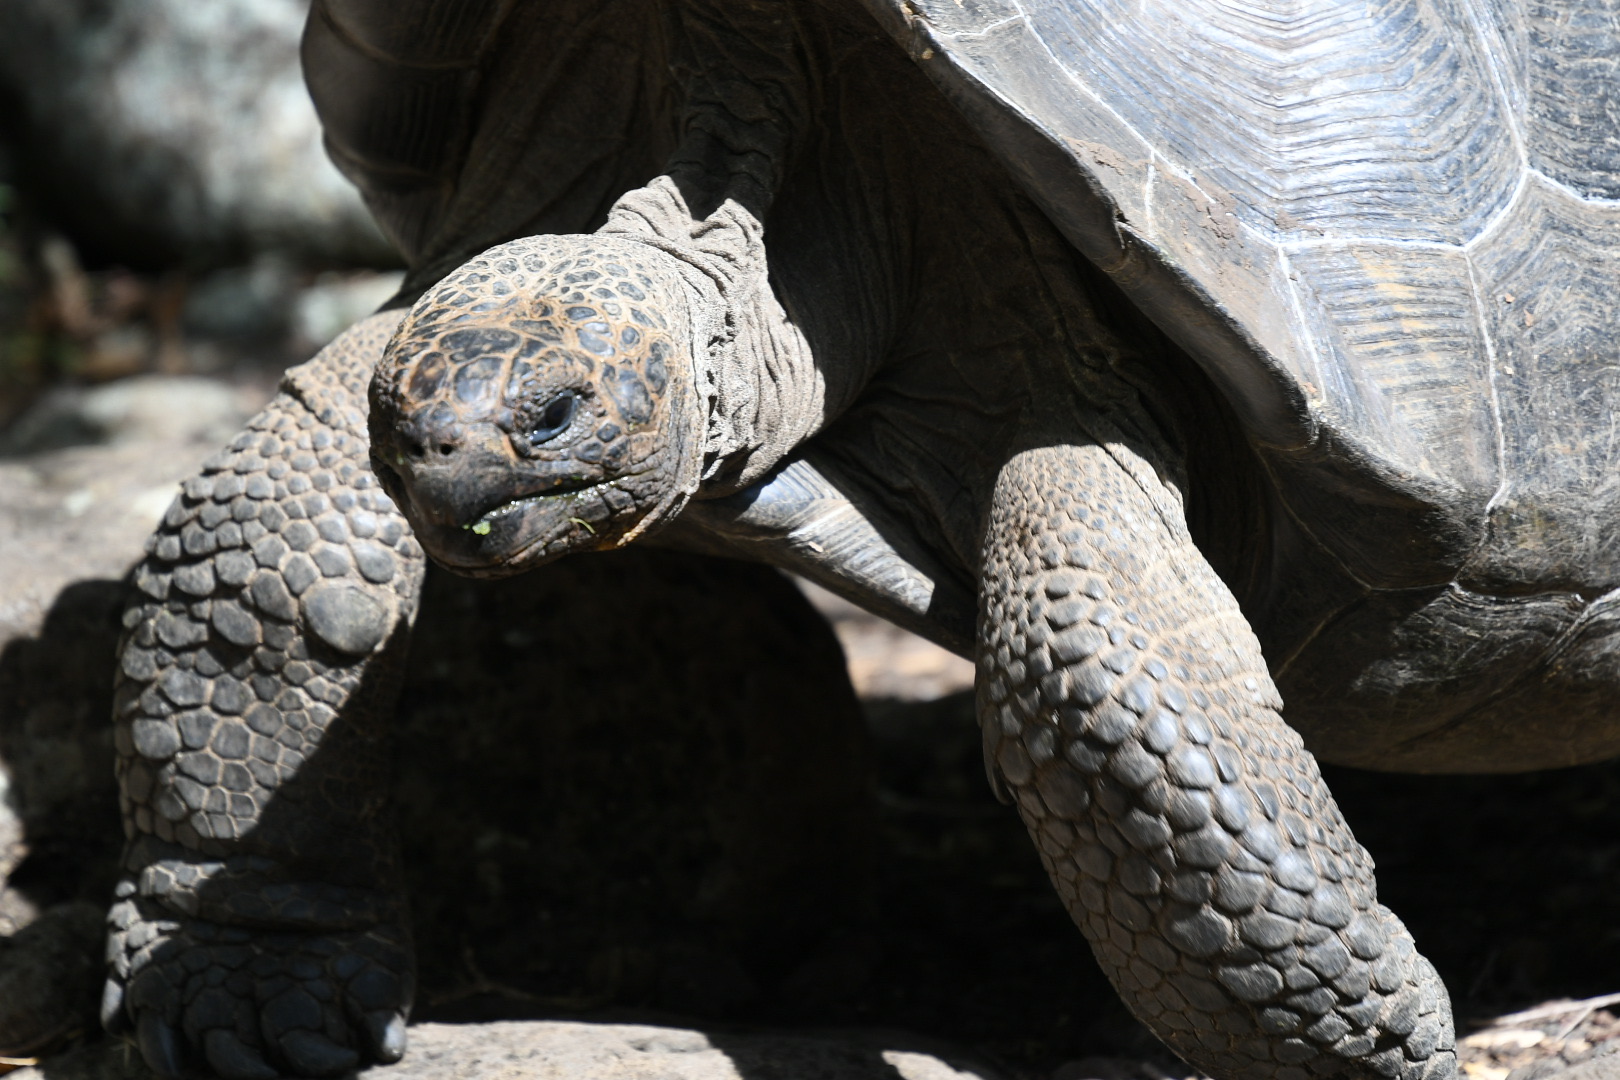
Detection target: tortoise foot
<box><xmin>104</xmin><ymin>893</ymin><xmax>411</xmax><ymax>1078</ymax></box>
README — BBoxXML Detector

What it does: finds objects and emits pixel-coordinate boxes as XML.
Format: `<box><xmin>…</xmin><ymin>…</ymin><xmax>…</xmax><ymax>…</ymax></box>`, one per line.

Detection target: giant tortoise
<box><xmin>102</xmin><ymin>0</ymin><xmax>1620</xmax><ymax>1078</ymax></box>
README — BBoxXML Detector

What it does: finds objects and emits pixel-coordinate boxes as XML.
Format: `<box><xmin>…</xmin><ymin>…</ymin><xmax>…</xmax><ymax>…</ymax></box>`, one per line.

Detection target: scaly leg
<box><xmin>978</xmin><ymin>441</ymin><xmax>1455</xmax><ymax>1080</ymax></box>
<box><xmin>104</xmin><ymin>312</ymin><xmax>425</xmax><ymax>1079</ymax></box>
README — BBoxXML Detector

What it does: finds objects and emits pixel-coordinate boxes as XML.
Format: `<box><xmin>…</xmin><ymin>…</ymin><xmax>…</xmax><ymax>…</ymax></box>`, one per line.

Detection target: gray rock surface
<box><xmin>0</xmin><ymin>901</ymin><xmax>103</xmax><ymax>1057</ymax></box>
<box><xmin>176</xmin><ymin>260</ymin><xmax>404</xmax><ymax>346</ymax></box>
<box><xmin>0</xmin><ymin>0</ymin><xmax>392</xmax><ymax>266</ymax></box>
<box><xmin>0</xmin><ymin>375</ymin><xmax>259</xmax><ymax>456</ymax></box>
<box><xmin>13</xmin><ymin>1022</ymin><xmax>1006</xmax><ymax>1080</ymax></box>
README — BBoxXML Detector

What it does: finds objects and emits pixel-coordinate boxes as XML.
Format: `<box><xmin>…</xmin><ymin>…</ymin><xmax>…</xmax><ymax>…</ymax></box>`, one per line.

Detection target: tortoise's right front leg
<box><xmin>104</xmin><ymin>312</ymin><xmax>425</xmax><ymax>1079</ymax></box>
<box><xmin>978</xmin><ymin>442</ymin><xmax>1455</xmax><ymax>1080</ymax></box>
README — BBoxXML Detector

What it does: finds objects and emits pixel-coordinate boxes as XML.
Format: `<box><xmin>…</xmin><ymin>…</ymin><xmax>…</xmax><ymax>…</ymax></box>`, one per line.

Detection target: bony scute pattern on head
<box><xmin>367</xmin><ymin>236</ymin><xmax>705</xmax><ymax>574</ymax></box>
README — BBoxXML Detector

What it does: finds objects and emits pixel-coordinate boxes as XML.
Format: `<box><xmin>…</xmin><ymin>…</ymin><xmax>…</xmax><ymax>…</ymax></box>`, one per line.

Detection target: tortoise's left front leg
<box><xmin>104</xmin><ymin>313</ymin><xmax>424</xmax><ymax>1079</ymax></box>
<box><xmin>977</xmin><ymin>442</ymin><xmax>1455</xmax><ymax>1080</ymax></box>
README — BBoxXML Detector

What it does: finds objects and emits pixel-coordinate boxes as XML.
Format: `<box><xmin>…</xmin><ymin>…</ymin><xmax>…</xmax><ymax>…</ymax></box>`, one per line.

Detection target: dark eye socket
<box><xmin>527</xmin><ymin>390</ymin><xmax>578</xmax><ymax>446</ymax></box>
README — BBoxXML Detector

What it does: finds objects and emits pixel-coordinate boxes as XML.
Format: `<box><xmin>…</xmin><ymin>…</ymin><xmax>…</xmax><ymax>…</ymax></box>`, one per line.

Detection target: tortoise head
<box><xmin>368</xmin><ymin>235</ymin><xmax>703</xmax><ymax>576</ymax></box>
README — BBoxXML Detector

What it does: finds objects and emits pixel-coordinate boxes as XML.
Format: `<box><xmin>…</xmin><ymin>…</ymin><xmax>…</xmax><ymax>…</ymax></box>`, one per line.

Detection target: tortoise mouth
<box><xmin>460</xmin><ymin>478</ymin><xmax>598</xmax><ymax>535</ymax></box>
<box><xmin>421</xmin><ymin>480</ymin><xmax>613</xmax><ymax>575</ymax></box>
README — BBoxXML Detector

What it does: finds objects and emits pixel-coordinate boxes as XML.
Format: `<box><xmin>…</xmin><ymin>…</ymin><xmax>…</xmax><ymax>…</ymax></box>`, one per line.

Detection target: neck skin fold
<box><xmin>602</xmin><ymin>175</ymin><xmax>829</xmax><ymax>497</ymax></box>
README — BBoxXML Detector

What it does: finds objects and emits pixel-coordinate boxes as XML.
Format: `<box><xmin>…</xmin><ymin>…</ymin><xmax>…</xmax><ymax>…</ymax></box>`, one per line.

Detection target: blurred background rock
<box><xmin>0</xmin><ymin>0</ymin><xmax>403</xmax><ymax>431</ymax></box>
<box><xmin>0</xmin><ymin>0</ymin><xmax>391</xmax><ymax>267</ymax></box>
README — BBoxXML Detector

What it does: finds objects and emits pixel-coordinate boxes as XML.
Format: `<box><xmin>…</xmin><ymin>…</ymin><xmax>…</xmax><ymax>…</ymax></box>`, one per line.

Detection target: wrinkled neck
<box><xmin>602</xmin><ymin>176</ymin><xmax>827</xmax><ymax>495</ymax></box>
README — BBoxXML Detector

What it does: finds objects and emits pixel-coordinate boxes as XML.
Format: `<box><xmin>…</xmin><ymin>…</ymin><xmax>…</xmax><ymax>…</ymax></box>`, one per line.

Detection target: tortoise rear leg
<box><xmin>104</xmin><ymin>312</ymin><xmax>424</xmax><ymax>1079</ymax></box>
<box><xmin>977</xmin><ymin>442</ymin><xmax>1455</xmax><ymax>1080</ymax></box>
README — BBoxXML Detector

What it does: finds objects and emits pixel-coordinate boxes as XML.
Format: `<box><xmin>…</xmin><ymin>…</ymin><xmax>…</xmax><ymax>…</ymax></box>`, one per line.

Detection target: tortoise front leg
<box><xmin>977</xmin><ymin>443</ymin><xmax>1455</xmax><ymax>1080</ymax></box>
<box><xmin>104</xmin><ymin>311</ymin><xmax>424</xmax><ymax>1079</ymax></box>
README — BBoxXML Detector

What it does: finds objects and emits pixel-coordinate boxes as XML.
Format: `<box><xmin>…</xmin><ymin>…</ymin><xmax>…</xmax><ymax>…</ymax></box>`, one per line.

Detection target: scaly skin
<box><xmin>979</xmin><ymin>442</ymin><xmax>1454</xmax><ymax>1080</ymax></box>
<box><xmin>105</xmin><ymin>311</ymin><xmax>423</xmax><ymax>1079</ymax></box>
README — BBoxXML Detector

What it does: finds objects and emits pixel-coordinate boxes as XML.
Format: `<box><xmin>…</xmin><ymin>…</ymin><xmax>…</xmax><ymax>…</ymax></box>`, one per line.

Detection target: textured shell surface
<box><xmin>862</xmin><ymin>0</ymin><xmax>1620</xmax><ymax>586</ymax></box>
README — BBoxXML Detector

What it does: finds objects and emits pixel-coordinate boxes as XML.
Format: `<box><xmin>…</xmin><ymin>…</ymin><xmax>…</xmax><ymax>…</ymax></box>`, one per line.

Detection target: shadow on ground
<box><xmin>4</xmin><ymin>553</ymin><xmax>1620</xmax><ymax>1075</ymax></box>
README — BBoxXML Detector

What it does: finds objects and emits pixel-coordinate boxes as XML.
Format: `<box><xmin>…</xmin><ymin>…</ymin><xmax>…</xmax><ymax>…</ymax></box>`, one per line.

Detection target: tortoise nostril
<box><xmin>405</xmin><ymin>403</ymin><xmax>463</xmax><ymax>460</ymax></box>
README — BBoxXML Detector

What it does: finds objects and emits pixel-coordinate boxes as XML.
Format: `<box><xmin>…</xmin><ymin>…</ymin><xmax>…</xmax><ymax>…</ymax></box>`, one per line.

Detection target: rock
<box><xmin>178</xmin><ymin>260</ymin><xmax>407</xmax><ymax>346</ymax></box>
<box><xmin>0</xmin><ymin>0</ymin><xmax>393</xmax><ymax>267</ymax></box>
<box><xmin>14</xmin><ymin>1022</ymin><xmax>1007</xmax><ymax>1080</ymax></box>
<box><xmin>0</xmin><ymin>374</ymin><xmax>256</xmax><ymax>454</ymax></box>
<box><xmin>1509</xmin><ymin>1049</ymin><xmax>1620</xmax><ymax>1080</ymax></box>
<box><xmin>1055</xmin><ymin>1057</ymin><xmax>1206</xmax><ymax>1080</ymax></box>
<box><xmin>292</xmin><ymin>270</ymin><xmax>407</xmax><ymax>349</ymax></box>
<box><xmin>179</xmin><ymin>255</ymin><xmax>302</xmax><ymax>341</ymax></box>
<box><xmin>797</xmin><ymin>582</ymin><xmax>973</xmax><ymax>703</ymax></box>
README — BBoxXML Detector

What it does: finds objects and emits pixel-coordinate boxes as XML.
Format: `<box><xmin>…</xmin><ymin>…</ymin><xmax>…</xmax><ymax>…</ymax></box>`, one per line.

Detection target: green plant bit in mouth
<box><xmin>459</xmin><ymin>483</ymin><xmax>603</xmax><ymax>539</ymax></box>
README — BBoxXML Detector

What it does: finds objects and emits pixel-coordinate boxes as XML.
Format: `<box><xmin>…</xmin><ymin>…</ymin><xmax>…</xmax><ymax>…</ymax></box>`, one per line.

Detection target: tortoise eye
<box><xmin>527</xmin><ymin>390</ymin><xmax>578</xmax><ymax>446</ymax></box>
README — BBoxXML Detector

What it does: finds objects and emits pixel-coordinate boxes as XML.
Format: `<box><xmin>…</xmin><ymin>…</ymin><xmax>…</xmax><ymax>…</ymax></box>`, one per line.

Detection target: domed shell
<box><xmin>307</xmin><ymin>0</ymin><xmax>1620</xmax><ymax>594</ymax></box>
<box><xmin>857</xmin><ymin>0</ymin><xmax>1620</xmax><ymax>594</ymax></box>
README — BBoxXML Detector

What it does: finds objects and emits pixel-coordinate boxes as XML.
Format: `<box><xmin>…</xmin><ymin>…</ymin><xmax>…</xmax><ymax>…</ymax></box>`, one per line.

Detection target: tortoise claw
<box><xmin>364</xmin><ymin>1010</ymin><xmax>408</xmax><ymax>1063</ymax></box>
<box><xmin>204</xmin><ymin>1029</ymin><xmax>279</xmax><ymax>1080</ymax></box>
<box><xmin>137</xmin><ymin>1011</ymin><xmax>183</xmax><ymax>1078</ymax></box>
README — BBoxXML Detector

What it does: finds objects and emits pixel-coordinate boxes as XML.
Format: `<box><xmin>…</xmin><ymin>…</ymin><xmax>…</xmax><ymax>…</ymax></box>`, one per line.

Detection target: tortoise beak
<box><xmin>373</xmin><ymin>420</ymin><xmax>611</xmax><ymax>574</ymax></box>
<box><xmin>378</xmin><ymin>424</ymin><xmax>514</xmax><ymax>531</ymax></box>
